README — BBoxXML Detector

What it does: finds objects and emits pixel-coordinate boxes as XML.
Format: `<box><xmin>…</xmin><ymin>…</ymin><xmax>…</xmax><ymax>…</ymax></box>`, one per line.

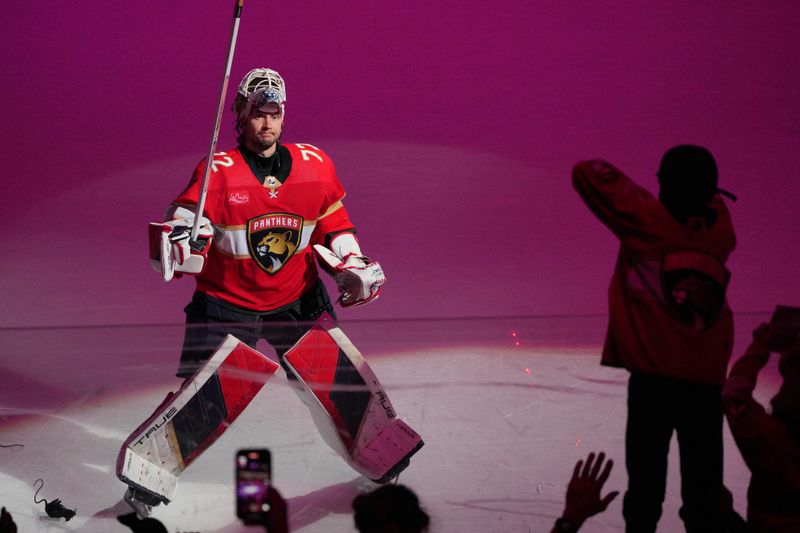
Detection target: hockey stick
<box><xmin>191</xmin><ymin>0</ymin><xmax>246</xmax><ymax>241</ymax></box>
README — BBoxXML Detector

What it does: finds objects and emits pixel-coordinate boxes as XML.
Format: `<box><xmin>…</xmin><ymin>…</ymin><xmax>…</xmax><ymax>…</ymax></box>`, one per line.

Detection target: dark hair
<box><xmin>352</xmin><ymin>485</ymin><xmax>430</xmax><ymax>533</ymax></box>
<box><xmin>657</xmin><ymin>144</ymin><xmax>718</xmax><ymax>207</ymax></box>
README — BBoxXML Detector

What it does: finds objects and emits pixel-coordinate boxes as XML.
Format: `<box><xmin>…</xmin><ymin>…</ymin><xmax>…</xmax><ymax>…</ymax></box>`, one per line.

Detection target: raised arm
<box><xmin>723</xmin><ymin>325</ymin><xmax>800</xmax><ymax>493</ymax></box>
<box><xmin>572</xmin><ymin>159</ymin><xmax>660</xmax><ymax>239</ymax></box>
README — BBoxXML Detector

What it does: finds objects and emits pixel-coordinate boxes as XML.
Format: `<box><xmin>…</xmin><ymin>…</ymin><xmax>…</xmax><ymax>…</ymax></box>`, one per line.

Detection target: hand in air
<box><xmin>561</xmin><ymin>451</ymin><xmax>619</xmax><ymax>528</ymax></box>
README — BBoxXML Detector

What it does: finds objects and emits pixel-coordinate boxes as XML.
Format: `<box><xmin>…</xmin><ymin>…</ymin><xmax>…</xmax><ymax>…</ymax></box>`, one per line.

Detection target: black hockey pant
<box><xmin>176</xmin><ymin>280</ymin><xmax>336</xmax><ymax>379</ymax></box>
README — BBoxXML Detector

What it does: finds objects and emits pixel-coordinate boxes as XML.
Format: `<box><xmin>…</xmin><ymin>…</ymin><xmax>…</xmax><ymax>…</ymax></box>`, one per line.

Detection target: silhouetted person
<box><xmin>261</xmin><ymin>486</ymin><xmax>289</xmax><ymax>533</ymax></box>
<box><xmin>117</xmin><ymin>512</ymin><xmax>168</xmax><ymax>533</ymax></box>
<box><xmin>352</xmin><ymin>484</ymin><xmax>430</xmax><ymax>533</ymax></box>
<box><xmin>723</xmin><ymin>324</ymin><xmax>800</xmax><ymax>532</ymax></box>
<box><xmin>551</xmin><ymin>452</ymin><xmax>619</xmax><ymax>533</ymax></box>
<box><xmin>0</xmin><ymin>507</ymin><xmax>16</xmax><ymax>533</ymax></box>
<box><xmin>573</xmin><ymin>145</ymin><xmax>737</xmax><ymax>532</ymax></box>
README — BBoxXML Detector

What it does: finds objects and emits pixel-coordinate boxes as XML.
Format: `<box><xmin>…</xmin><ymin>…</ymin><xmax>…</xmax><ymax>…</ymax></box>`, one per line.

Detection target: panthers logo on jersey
<box><xmin>247</xmin><ymin>213</ymin><xmax>304</xmax><ymax>274</ymax></box>
<box><xmin>661</xmin><ymin>250</ymin><xmax>729</xmax><ymax>332</ymax></box>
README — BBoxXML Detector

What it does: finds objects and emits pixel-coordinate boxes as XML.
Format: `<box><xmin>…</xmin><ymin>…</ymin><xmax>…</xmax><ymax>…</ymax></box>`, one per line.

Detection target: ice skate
<box><xmin>372</xmin><ymin>457</ymin><xmax>412</xmax><ymax>484</ymax></box>
<box><xmin>123</xmin><ymin>487</ymin><xmax>161</xmax><ymax>518</ymax></box>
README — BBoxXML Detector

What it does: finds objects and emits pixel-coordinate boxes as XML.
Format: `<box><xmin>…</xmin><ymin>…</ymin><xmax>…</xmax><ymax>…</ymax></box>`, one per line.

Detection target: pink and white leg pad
<box><xmin>116</xmin><ymin>335</ymin><xmax>279</xmax><ymax>503</ymax></box>
<box><xmin>283</xmin><ymin>313</ymin><xmax>424</xmax><ymax>482</ymax></box>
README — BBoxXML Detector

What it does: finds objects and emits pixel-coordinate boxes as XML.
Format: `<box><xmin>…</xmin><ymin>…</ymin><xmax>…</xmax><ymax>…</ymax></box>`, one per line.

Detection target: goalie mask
<box><xmin>233</xmin><ymin>68</ymin><xmax>287</xmax><ymax>122</ymax></box>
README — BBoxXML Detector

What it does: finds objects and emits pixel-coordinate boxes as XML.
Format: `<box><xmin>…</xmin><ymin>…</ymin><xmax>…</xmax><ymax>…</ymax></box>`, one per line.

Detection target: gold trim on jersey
<box><xmin>318</xmin><ymin>198</ymin><xmax>345</xmax><ymax>221</ymax></box>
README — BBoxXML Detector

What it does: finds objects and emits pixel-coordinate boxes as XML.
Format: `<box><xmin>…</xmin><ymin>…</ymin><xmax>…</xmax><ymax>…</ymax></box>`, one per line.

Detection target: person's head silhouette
<box><xmin>352</xmin><ymin>484</ymin><xmax>430</xmax><ymax>533</ymax></box>
<box><xmin>657</xmin><ymin>144</ymin><xmax>722</xmax><ymax>223</ymax></box>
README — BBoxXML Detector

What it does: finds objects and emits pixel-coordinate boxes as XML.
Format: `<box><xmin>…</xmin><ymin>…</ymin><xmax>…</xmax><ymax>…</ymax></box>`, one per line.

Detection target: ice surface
<box><xmin>0</xmin><ymin>315</ymin><xmax>780</xmax><ymax>532</ymax></box>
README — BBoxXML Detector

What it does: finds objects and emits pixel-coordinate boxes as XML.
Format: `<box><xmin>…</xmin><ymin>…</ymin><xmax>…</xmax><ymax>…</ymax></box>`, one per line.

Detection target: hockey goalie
<box><xmin>117</xmin><ymin>65</ymin><xmax>423</xmax><ymax>516</ymax></box>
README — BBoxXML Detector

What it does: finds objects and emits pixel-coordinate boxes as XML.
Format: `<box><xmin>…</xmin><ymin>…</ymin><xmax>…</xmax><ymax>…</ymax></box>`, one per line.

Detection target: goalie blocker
<box><xmin>148</xmin><ymin>217</ymin><xmax>214</xmax><ymax>282</ymax></box>
<box><xmin>283</xmin><ymin>313</ymin><xmax>424</xmax><ymax>483</ymax></box>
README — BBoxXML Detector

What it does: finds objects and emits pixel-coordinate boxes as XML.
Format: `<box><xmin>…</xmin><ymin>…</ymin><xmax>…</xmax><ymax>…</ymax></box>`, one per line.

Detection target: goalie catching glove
<box><xmin>314</xmin><ymin>238</ymin><xmax>385</xmax><ymax>307</ymax></box>
<box><xmin>148</xmin><ymin>219</ymin><xmax>213</xmax><ymax>282</ymax></box>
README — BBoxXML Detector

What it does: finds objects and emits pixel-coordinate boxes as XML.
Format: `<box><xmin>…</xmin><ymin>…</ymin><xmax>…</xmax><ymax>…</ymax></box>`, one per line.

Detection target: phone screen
<box><xmin>236</xmin><ymin>448</ymin><xmax>272</xmax><ymax>524</ymax></box>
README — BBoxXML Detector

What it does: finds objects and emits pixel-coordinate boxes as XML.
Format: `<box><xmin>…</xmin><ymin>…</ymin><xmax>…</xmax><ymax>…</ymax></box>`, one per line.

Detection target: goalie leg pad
<box><xmin>117</xmin><ymin>335</ymin><xmax>280</xmax><ymax>502</ymax></box>
<box><xmin>283</xmin><ymin>313</ymin><xmax>424</xmax><ymax>482</ymax></box>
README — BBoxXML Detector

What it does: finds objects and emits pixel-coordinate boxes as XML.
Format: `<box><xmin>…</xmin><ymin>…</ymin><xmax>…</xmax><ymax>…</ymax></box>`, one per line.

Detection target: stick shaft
<box><xmin>191</xmin><ymin>0</ymin><xmax>245</xmax><ymax>240</ymax></box>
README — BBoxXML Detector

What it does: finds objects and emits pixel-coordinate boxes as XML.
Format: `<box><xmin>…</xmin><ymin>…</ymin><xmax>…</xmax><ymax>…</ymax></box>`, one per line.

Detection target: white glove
<box><xmin>314</xmin><ymin>244</ymin><xmax>385</xmax><ymax>307</ymax></box>
<box><xmin>148</xmin><ymin>219</ymin><xmax>214</xmax><ymax>281</ymax></box>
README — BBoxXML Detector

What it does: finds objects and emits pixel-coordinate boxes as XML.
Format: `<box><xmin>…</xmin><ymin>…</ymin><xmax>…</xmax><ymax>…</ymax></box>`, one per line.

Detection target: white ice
<box><xmin>0</xmin><ymin>315</ymin><xmax>780</xmax><ymax>532</ymax></box>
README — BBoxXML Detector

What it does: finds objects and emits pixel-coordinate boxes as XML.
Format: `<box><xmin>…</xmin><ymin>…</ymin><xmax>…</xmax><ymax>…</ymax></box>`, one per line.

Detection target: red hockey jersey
<box><xmin>172</xmin><ymin>143</ymin><xmax>354</xmax><ymax>311</ymax></box>
<box><xmin>573</xmin><ymin>160</ymin><xmax>736</xmax><ymax>385</ymax></box>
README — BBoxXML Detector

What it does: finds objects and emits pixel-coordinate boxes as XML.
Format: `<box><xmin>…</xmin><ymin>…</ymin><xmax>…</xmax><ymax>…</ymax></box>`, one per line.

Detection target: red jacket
<box><xmin>573</xmin><ymin>160</ymin><xmax>736</xmax><ymax>384</ymax></box>
<box><xmin>723</xmin><ymin>340</ymin><xmax>800</xmax><ymax>532</ymax></box>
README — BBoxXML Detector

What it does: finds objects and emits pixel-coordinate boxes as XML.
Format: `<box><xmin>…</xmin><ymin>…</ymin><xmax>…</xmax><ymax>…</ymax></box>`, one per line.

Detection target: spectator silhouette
<box><xmin>572</xmin><ymin>145</ymin><xmax>738</xmax><ymax>532</ymax></box>
<box><xmin>261</xmin><ymin>486</ymin><xmax>289</xmax><ymax>533</ymax></box>
<box><xmin>0</xmin><ymin>507</ymin><xmax>16</xmax><ymax>533</ymax></box>
<box><xmin>551</xmin><ymin>451</ymin><xmax>619</xmax><ymax>532</ymax></box>
<box><xmin>352</xmin><ymin>484</ymin><xmax>430</xmax><ymax>533</ymax></box>
<box><xmin>723</xmin><ymin>323</ymin><xmax>800</xmax><ymax>531</ymax></box>
<box><xmin>117</xmin><ymin>511</ymin><xmax>168</xmax><ymax>533</ymax></box>
<box><xmin>351</xmin><ymin>454</ymin><xmax>618</xmax><ymax>533</ymax></box>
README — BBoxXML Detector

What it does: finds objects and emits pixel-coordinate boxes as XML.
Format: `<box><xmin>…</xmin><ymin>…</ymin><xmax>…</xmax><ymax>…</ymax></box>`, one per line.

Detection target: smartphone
<box><xmin>236</xmin><ymin>448</ymin><xmax>272</xmax><ymax>525</ymax></box>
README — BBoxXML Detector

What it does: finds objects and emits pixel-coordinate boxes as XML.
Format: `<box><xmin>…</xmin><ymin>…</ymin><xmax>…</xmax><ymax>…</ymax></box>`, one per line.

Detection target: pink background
<box><xmin>2</xmin><ymin>0</ymin><xmax>799</xmax><ymax>327</ymax></box>
<box><xmin>0</xmin><ymin>3</ymin><xmax>797</xmax><ymax>531</ymax></box>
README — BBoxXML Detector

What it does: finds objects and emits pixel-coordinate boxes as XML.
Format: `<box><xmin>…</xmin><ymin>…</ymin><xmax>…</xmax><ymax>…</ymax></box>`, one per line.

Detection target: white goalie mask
<box><xmin>233</xmin><ymin>68</ymin><xmax>287</xmax><ymax>121</ymax></box>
